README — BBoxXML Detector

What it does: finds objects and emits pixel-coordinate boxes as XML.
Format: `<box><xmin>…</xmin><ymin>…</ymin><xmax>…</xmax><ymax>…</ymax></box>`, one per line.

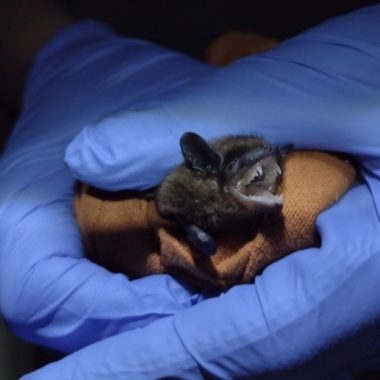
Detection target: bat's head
<box><xmin>155</xmin><ymin>132</ymin><xmax>291</xmax><ymax>255</ymax></box>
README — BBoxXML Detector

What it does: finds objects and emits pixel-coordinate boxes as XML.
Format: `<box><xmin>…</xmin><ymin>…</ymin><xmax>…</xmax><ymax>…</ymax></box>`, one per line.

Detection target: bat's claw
<box><xmin>184</xmin><ymin>224</ymin><xmax>217</xmax><ymax>256</ymax></box>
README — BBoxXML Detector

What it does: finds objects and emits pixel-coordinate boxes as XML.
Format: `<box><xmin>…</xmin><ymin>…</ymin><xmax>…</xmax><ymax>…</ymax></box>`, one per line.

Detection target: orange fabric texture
<box><xmin>75</xmin><ymin>151</ymin><xmax>355</xmax><ymax>289</ymax></box>
<box><xmin>74</xmin><ymin>33</ymin><xmax>356</xmax><ymax>289</ymax></box>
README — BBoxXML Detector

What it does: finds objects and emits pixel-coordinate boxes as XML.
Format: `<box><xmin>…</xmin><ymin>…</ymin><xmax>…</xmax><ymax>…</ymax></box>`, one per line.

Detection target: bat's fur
<box><xmin>156</xmin><ymin>134</ymin><xmax>286</xmax><ymax>232</ymax></box>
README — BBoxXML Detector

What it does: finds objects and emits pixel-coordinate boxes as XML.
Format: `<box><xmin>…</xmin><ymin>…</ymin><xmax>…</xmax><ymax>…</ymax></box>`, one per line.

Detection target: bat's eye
<box><xmin>226</xmin><ymin>160</ymin><xmax>238</xmax><ymax>173</ymax></box>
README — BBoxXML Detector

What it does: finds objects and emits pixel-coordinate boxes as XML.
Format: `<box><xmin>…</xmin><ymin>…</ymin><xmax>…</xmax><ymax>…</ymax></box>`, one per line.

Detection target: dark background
<box><xmin>1</xmin><ymin>1</ymin><xmax>379</xmax><ymax>378</ymax></box>
<box><xmin>67</xmin><ymin>0</ymin><xmax>377</xmax><ymax>58</ymax></box>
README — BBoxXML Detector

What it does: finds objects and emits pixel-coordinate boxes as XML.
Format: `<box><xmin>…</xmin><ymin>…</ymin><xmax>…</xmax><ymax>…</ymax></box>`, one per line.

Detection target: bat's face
<box><xmin>218</xmin><ymin>139</ymin><xmax>283</xmax><ymax>214</ymax></box>
<box><xmin>155</xmin><ymin>132</ymin><xmax>290</xmax><ymax>255</ymax></box>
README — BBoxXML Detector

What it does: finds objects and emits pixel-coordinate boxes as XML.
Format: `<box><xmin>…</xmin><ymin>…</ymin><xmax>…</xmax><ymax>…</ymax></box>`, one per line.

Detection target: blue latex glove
<box><xmin>0</xmin><ymin>21</ymin><xmax>210</xmax><ymax>353</ymax></box>
<box><xmin>4</xmin><ymin>4</ymin><xmax>380</xmax><ymax>380</ymax></box>
<box><xmin>27</xmin><ymin>4</ymin><xmax>380</xmax><ymax>380</ymax></box>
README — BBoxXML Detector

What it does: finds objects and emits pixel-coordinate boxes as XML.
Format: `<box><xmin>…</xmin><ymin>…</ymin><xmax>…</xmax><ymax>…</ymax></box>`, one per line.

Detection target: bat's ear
<box><xmin>275</xmin><ymin>143</ymin><xmax>293</xmax><ymax>165</ymax></box>
<box><xmin>280</xmin><ymin>144</ymin><xmax>294</xmax><ymax>156</ymax></box>
<box><xmin>180</xmin><ymin>132</ymin><xmax>222</xmax><ymax>174</ymax></box>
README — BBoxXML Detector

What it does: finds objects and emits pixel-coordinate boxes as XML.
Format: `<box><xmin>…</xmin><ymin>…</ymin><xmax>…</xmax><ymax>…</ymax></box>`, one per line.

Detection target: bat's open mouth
<box><xmin>229</xmin><ymin>160</ymin><xmax>283</xmax><ymax>212</ymax></box>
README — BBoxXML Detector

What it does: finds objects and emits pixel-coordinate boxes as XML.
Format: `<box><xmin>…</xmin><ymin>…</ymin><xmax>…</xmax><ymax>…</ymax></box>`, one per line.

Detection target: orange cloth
<box><xmin>75</xmin><ymin>152</ymin><xmax>356</xmax><ymax>289</ymax></box>
<box><xmin>205</xmin><ymin>31</ymin><xmax>278</xmax><ymax>66</ymax></box>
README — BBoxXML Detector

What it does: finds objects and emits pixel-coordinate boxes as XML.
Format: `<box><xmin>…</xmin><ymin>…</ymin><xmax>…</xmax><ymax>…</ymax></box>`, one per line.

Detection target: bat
<box><xmin>155</xmin><ymin>132</ymin><xmax>292</xmax><ymax>256</ymax></box>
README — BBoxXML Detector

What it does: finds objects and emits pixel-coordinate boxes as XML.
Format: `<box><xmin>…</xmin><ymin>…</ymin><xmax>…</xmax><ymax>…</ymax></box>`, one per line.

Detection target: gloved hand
<box><xmin>0</xmin><ymin>21</ymin><xmax>211</xmax><ymax>353</ymax></box>
<box><xmin>27</xmin><ymin>4</ymin><xmax>380</xmax><ymax>380</ymax></box>
<box><xmin>3</xmin><ymin>3</ymin><xmax>380</xmax><ymax>380</ymax></box>
<box><xmin>65</xmin><ymin>6</ymin><xmax>380</xmax><ymax>193</ymax></box>
<box><xmin>18</xmin><ymin>185</ymin><xmax>380</xmax><ymax>380</ymax></box>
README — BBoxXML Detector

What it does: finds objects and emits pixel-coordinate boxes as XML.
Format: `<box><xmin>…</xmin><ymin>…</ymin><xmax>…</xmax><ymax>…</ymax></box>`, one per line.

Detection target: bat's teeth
<box><xmin>257</xmin><ymin>163</ymin><xmax>263</xmax><ymax>176</ymax></box>
<box><xmin>275</xmin><ymin>164</ymin><xmax>282</xmax><ymax>176</ymax></box>
<box><xmin>239</xmin><ymin>162</ymin><xmax>265</xmax><ymax>188</ymax></box>
<box><xmin>249</xmin><ymin>163</ymin><xmax>263</xmax><ymax>183</ymax></box>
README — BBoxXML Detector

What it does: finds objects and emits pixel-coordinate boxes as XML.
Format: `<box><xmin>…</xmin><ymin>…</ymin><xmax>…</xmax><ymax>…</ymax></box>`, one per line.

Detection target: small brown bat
<box><xmin>155</xmin><ymin>132</ymin><xmax>292</xmax><ymax>256</ymax></box>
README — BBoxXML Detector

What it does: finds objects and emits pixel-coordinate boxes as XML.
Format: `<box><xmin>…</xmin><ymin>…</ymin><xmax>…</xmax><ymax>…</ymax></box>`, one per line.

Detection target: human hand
<box><xmin>0</xmin><ymin>21</ymin><xmax>212</xmax><ymax>353</ymax></box>
<box><xmin>66</xmin><ymin>6</ymin><xmax>380</xmax><ymax>193</ymax></box>
<box><xmin>21</xmin><ymin>185</ymin><xmax>380</xmax><ymax>379</ymax></box>
<box><xmin>48</xmin><ymin>4</ymin><xmax>380</xmax><ymax>379</ymax></box>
